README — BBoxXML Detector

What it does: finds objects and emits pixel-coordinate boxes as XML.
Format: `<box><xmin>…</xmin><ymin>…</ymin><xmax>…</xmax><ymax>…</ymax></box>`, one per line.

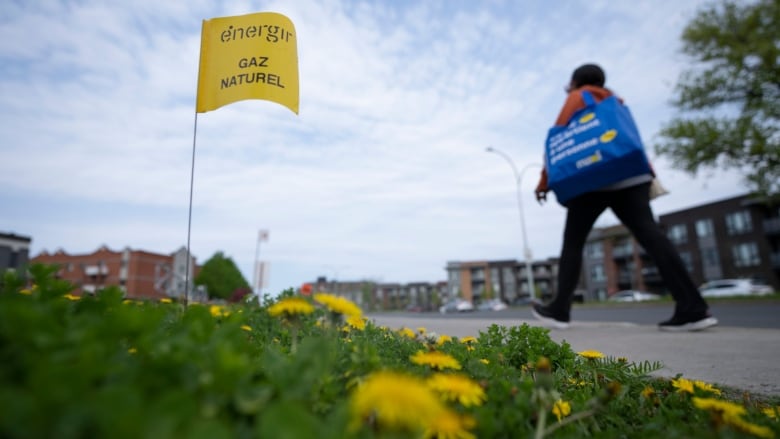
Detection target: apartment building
<box><xmin>0</xmin><ymin>232</ymin><xmax>31</xmax><ymax>279</ymax></box>
<box><xmin>310</xmin><ymin>194</ymin><xmax>780</xmax><ymax>307</ymax></box>
<box><xmin>307</xmin><ymin>277</ymin><xmax>447</xmax><ymax>312</ymax></box>
<box><xmin>581</xmin><ymin>193</ymin><xmax>780</xmax><ymax>298</ymax></box>
<box><xmin>582</xmin><ymin>225</ymin><xmax>659</xmax><ymax>299</ymax></box>
<box><xmin>31</xmin><ymin>245</ymin><xmax>203</xmax><ymax>300</ymax></box>
<box><xmin>444</xmin><ymin>258</ymin><xmax>561</xmax><ymax>304</ymax></box>
<box><xmin>658</xmin><ymin>194</ymin><xmax>780</xmax><ymax>290</ymax></box>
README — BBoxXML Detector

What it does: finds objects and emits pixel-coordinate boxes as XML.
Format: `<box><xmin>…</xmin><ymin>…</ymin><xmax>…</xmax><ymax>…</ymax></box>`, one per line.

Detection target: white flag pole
<box><xmin>183</xmin><ymin>112</ymin><xmax>199</xmax><ymax>307</ymax></box>
<box><xmin>253</xmin><ymin>231</ymin><xmax>261</xmax><ymax>297</ymax></box>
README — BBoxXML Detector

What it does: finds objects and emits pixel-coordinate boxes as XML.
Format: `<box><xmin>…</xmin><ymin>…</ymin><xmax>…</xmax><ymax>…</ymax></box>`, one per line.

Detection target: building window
<box><xmin>732</xmin><ymin>242</ymin><xmax>760</xmax><ymax>267</ymax></box>
<box><xmin>701</xmin><ymin>248</ymin><xmax>720</xmax><ymax>267</ymax></box>
<box><xmin>667</xmin><ymin>224</ymin><xmax>688</xmax><ymax>245</ymax></box>
<box><xmin>590</xmin><ymin>264</ymin><xmax>605</xmax><ymax>282</ymax></box>
<box><xmin>586</xmin><ymin>242</ymin><xmax>603</xmax><ymax>258</ymax></box>
<box><xmin>725</xmin><ymin>210</ymin><xmax>752</xmax><ymax>235</ymax></box>
<box><xmin>695</xmin><ymin>219</ymin><xmax>714</xmax><ymax>238</ymax></box>
<box><xmin>679</xmin><ymin>252</ymin><xmax>694</xmax><ymax>272</ymax></box>
<box><xmin>613</xmin><ymin>240</ymin><xmax>633</xmax><ymax>258</ymax></box>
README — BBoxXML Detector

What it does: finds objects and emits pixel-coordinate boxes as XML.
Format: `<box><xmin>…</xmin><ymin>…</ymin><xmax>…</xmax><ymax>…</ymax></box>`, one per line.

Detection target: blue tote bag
<box><xmin>545</xmin><ymin>91</ymin><xmax>651</xmax><ymax>206</ymax></box>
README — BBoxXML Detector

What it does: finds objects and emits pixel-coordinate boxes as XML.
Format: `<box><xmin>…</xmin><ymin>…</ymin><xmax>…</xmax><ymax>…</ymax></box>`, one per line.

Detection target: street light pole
<box><xmin>486</xmin><ymin>146</ymin><xmax>541</xmax><ymax>301</ymax></box>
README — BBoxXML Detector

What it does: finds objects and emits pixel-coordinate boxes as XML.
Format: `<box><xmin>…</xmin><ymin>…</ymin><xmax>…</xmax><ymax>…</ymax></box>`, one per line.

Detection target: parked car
<box><xmin>700</xmin><ymin>279</ymin><xmax>774</xmax><ymax>298</ymax></box>
<box><xmin>608</xmin><ymin>290</ymin><xmax>661</xmax><ymax>302</ymax></box>
<box><xmin>439</xmin><ymin>299</ymin><xmax>474</xmax><ymax>314</ymax></box>
<box><xmin>405</xmin><ymin>303</ymin><xmax>423</xmax><ymax>312</ymax></box>
<box><xmin>477</xmin><ymin>299</ymin><xmax>508</xmax><ymax>311</ymax></box>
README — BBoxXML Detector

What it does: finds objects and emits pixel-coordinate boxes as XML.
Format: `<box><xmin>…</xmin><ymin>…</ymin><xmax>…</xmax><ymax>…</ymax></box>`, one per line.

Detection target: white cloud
<box><xmin>0</xmin><ymin>0</ymin><xmax>745</xmax><ymax>295</ymax></box>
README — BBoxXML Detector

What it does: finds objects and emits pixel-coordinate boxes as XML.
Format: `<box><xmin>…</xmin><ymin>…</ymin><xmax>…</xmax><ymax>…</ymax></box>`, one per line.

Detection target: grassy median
<box><xmin>1</xmin><ymin>265</ymin><xmax>778</xmax><ymax>438</ymax></box>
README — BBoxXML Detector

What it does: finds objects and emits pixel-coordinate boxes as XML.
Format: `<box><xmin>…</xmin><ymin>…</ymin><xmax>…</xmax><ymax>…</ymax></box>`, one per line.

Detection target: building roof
<box><xmin>0</xmin><ymin>232</ymin><xmax>32</xmax><ymax>242</ymax></box>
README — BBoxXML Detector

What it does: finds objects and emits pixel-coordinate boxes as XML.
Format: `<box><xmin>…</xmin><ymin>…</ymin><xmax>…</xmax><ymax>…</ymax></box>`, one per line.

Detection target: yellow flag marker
<box><xmin>196</xmin><ymin>12</ymin><xmax>299</xmax><ymax>114</ymax></box>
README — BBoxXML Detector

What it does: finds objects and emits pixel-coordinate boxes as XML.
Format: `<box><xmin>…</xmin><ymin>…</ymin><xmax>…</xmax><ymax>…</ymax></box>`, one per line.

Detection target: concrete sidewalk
<box><xmin>367</xmin><ymin>315</ymin><xmax>780</xmax><ymax>397</ymax></box>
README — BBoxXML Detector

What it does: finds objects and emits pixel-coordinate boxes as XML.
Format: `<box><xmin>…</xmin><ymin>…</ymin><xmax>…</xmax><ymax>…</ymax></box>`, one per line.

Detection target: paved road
<box><xmin>367</xmin><ymin>300</ymin><xmax>780</xmax><ymax>397</ymax></box>
<box><xmin>419</xmin><ymin>299</ymin><xmax>780</xmax><ymax>329</ymax></box>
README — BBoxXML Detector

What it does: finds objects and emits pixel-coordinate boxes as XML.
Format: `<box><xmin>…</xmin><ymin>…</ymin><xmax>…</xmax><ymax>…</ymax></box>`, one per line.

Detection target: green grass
<box><xmin>1</xmin><ymin>265</ymin><xmax>778</xmax><ymax>439</ymax></box>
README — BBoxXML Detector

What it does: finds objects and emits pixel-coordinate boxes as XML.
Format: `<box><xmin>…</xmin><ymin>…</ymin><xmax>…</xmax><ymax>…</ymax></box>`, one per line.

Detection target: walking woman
<box><xmin>531</xmin><ymin>63</ymin><xmax>717</xmax><ymax>332</ymax></box>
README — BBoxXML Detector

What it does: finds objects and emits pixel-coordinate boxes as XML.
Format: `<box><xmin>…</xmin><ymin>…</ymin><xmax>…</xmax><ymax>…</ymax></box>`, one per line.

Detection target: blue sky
<box><xmin>1</xmin><ymin>0</ymin><xmax>747</xmax><ymax>296</ymax></box>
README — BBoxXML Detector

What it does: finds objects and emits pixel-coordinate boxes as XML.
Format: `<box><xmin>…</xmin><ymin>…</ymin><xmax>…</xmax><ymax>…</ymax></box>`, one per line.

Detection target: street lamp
<box><xmin>486</xmin><ymin>146</ymin><xmax>541</xmax><ymax>301</ymax></box>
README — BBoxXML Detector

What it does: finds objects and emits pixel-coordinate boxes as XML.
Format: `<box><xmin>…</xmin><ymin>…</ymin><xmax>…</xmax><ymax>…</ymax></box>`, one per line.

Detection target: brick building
<box><xmin>444</xmin><ymin>258</ymin><xmax>561</xmax><ymax>304</ymax></box>
<box><xmin>31</xmin><ymin>245</ymin><xmax>202</xmax><ymax>300</ymax></box>
<box><xmin>581</xmin><ymin>193</ymin><xmax>780</xmax><ymax>299</ymax></box>
<box><xmin>582</xmin><ymin>225</ymin><xmax>659</xmax><ymax>300</ymax></box>
<box><xmin>658</xmin><ymin>194</ymin><xmax>780</xmax><ymax>290</ymax></box>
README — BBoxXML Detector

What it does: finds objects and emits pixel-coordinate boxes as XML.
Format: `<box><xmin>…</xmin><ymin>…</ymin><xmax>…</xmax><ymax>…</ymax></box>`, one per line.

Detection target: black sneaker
<box><xmin>658</xmin><ymin>313</ymin><xmax>718</xmax><ymax>332</ymax></box>
<box><xmin>531</xmin><ymin>304</ymin><xmax>570</xmax><ymax>330</ymax></box>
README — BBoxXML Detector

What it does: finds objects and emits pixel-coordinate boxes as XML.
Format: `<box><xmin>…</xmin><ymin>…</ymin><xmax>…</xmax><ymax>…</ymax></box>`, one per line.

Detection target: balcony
<box><xmin>532</xmin><ymin>269</ymin><xmax>553</xmax><ymax>280</ymax></box>
<box><xmin>618</xmin><ymin>271</ymin><xmax>633</xmax><ymax>286</ymax></box>
<box><xmin>763</xmin><ymin>218</ymin><xmax>780</xmax><ymax>236</ymax></box>
<box><xmin>642</xmin><ymin>267</ymin><xmax>662</xmax><ymax>284</ymax></box>
<box><xmin>612</xmin><ymin>247</ymin><xmax>633</xmax><ymax>260</ymax></box>
<box><xmin>771</xmin><ymin>252</ymin><xmax>780</xmax><ymax>269</ymax></box>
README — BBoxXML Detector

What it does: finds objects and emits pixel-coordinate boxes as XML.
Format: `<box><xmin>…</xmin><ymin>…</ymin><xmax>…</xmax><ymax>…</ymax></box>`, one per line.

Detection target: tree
<box><xmin>194</xmin><ymin>252</ymin><xmax>250</xmax><ymax>300</ymax></box>
<box><xmin>655</xmin><ymin>0</ymin><xmax>779</xmax><ymax>198</ymax></box>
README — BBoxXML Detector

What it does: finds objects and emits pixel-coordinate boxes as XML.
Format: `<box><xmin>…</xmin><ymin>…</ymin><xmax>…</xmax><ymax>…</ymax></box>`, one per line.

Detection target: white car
<box><xmin>439</xmin><ymin>299</ymin><xmax>474</xmax><ymax>314</ymax></box>
<box><xmin>608</xmin><ymin>290</ymin><xmax>661</xmax><ymax>302</ymax></box>
<box><xmin>700</xmin><ymin>279</ymin><xmax>774</xmax><ymax>298</ymax></box>
<box><xmin>477</xmin><ymin>299</ymin><xmax>508</xmax><ymax>311</ymax></box>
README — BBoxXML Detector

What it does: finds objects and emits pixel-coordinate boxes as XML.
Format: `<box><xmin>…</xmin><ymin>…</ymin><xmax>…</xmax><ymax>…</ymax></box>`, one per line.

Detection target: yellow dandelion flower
<box><xmin>127</xmin><ymin>347</ymin><xmax>137</xmax><ymax>354</ymax></box>
<box><xmin>641</xmin><ymin>385</ymin><xmax>655</xmax><ymax>399</ymax></box>
<box><xmin>19</xmin><ymin>285</ymin><xmax>36</xmax><ymax>295</ymax></box>
<box><xmin>159</xmin><ymin>298</ymin><xmax>173</xmax><ymax>304</ymax></box>
<box><xmin>410</xmin><ymin>351</ymin><xmax>462</xmax><ymax>370</ymax></box>
<box><xmin>479</xmin><ymin>359</ymin><xmax>489</xmax><ymax>365</ymax></box>
<box><xmin>399</xmin><ymin>327</ymin><xmax>417</xmax><ymax>339</ymax></box>
<box><xmin>672</xmin><ymin>377</ymin><xmax>695</xmax><ymax>394</ymax></box>
<box><xmin>437</xmin><ymin>335</ymin><xmax>453</xmax><ymax>345</ymax></box>
<box><xmin>209</xmin><ymin>305</ymin><xmax>231</xmax><ymax>318</ymax></box>
<box><xmin>427</xmin><ymin>373</ymin><xmax>486</xmax><ymax>407</ymax></box>
<box><xmin>727</xmin><ymin>416</ymin><xmax>775</xmax><ymax>439</ymax></box>
<box><xmin>536</xmin><ymin>357</ymin><xmax>552</xmax><ymax>373</ymax></box>
<box><xmin>552</xmin><ymin>399</ymin><xmax>572</xmax><ymax>422</ymax></box>
<box><xmin>313</xmin><ymin>293</ymin><xmax>362</xmax><ymax>317</ymax></box>
<box><xmin>671</xmin><ymin>378</ymin><xmax>720</xmax><ymax>395</ymax></box>
<box><xmin>345</xmin><ymin>315</ymin><xmax>366</xmax><ymax>330</ymax></box>
<box><xmin>350</xmin><ymin>371</ymin><xmax>446</xmax><ymax>432</ymax></box>
<box><xmin>417</xmin><ymin>327</ymin><xmax>427</xmax><ymax>334</ymax></box>
<box><xmin>692</xmin><ymin>397</ymin><xmax>746</xmax><ymax>417</ymax></box>
<box><xmin>267</xmin><ymin>297</ymin><xmax>315</xmax><ymax>317</ymax></box>
<box><xmin>240</xmin><ymin>325</ymin><xmax>252</xmax><ymax>332</ymax></box>
<box><xmin>693</xmin><ymin>398</ymin><xmax>774</xmax><ymax>438</ymax></box>
<box><xmin>63</xmin><ymin>293</ymin><xmax>80</xmax><ymax>301</ymax></box>
<box><xmin>693</xmin><ymin>380</ymin><xmax>721</xmax><ymax>395</ymax></box>
<box><xmin>578</xmin><ymin>350</ymin><xmax>604</xmax><ymax>359</ymax></box>
<box><xmin>423</xmin><ymin>410</ymin><xmax>477</xmax><ymax>439</ymax></box>
<box><xmin>460</xmin><ymin>336</ymin><xmax>477</xmax><ymax>344</ymax></box>
<box><xmin>763</xmin><ymin>406</ymin><xmax>778</xmax><ymax>419</ymax></box>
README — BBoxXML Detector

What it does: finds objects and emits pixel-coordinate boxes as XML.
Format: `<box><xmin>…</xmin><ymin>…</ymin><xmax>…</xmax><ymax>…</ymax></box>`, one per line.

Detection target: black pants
<box><xmin>547</xmin><ymin>182</ymin><xmax>709</xmax><ymax>319</ymax></box>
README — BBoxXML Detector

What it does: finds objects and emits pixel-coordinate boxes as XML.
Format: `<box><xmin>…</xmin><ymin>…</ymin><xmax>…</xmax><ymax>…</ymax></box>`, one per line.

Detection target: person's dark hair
<box><xmin>571</xmin><ymin>64</ymin><xmax>605</xmax><ymax>88</ymax></box>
